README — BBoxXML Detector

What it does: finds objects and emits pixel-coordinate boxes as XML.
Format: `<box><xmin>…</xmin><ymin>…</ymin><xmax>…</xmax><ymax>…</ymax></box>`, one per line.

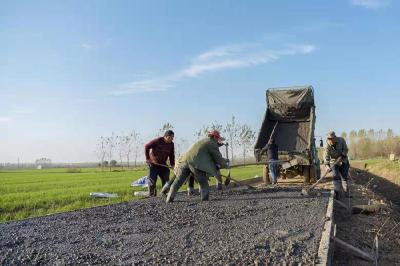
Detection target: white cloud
<box><xmin>193</xmin><ymin>43</ymin><xmax>260</xmax><ymax>62</ymax></box>
<box><xmin>110</xmin><ymin>79</ymin><xmax>173</xmax><ymax>96</ymax></box>
<box><xmin>111</xmin><ymin>42</ymin><xmax>316</xmax><ymax>95</ymax></box>
<box><xmin>351</xmin><ymin>0</ymin><xmax>390</xmax><ymax>8</ymax></box>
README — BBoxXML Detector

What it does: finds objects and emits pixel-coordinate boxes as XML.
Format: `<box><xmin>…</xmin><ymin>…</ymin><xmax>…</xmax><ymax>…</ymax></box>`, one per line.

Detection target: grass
<box><xmin>352</xmin><ymin>158</ymin><xmax>400</xmax><ymax>185</ymax></box>
<box><xmin>0</xmin><ymin>165</ymin><xmax>263</xmax><ymax>222</ymax></box>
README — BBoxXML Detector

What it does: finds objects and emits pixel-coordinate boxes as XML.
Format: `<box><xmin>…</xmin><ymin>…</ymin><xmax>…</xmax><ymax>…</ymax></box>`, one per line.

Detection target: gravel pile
<box><xmin>0</xmin><ymin>187</ymin><xmax>329</xmax><ymax>265</ymax></box>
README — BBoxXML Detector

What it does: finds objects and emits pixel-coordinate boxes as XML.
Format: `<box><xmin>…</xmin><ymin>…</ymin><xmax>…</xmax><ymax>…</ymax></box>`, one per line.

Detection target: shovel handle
<box><xmin>151</xmin><ymin>162</ymin><xmax>174</xmax><ymax>169</ymax></box>
<box><xmin>224</xmin><ymin>143</ymin><xmax>231</xmax><ymax>178</ymax></box>
<box><xmin>308</xmin><ymin>168</ymin><xmax>331</xmax><ymax>189</ymax></box>
<box><xmin>220</xmin><ymin>174</ymin><xmax>239</xmax><ymax>183</ymax></box>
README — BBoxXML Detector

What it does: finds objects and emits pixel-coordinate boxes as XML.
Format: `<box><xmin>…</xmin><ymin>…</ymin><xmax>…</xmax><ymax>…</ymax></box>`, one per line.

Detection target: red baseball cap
<box><xmin>208</xmin><ymin>130</ymin><xmax>225</xmax><ymax>143</ymax></box>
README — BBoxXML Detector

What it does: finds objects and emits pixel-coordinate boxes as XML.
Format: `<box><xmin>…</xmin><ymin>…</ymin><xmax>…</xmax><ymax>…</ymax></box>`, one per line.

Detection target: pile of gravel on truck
<box><xmin>1</xmin><ymin>188</ymin><xmax>329</xmax><ymax>265</ymax></box>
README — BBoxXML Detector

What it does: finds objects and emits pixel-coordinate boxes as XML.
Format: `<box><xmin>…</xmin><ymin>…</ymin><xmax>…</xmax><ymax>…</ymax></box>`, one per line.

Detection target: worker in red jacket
<box><xmin>144</xmin><ymin>130</ymin><xmax>175</xmax><ymax>196</ymax></box>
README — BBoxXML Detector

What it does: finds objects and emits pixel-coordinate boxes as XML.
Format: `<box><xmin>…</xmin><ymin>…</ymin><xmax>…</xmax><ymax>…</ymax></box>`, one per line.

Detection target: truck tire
<box><xmin>303</xmin><ymin>165</ymin><xmax>311</xmax><ymax>184</ymax></box>
<box><xmin>263</xmin><ymin>165</ymin><xmax>271</xmax><ymax>185</ymax></box>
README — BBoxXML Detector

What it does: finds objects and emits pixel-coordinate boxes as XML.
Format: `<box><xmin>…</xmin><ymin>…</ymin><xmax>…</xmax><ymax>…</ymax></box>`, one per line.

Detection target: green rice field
<box><xmin>0</xmin><ymin>165</ymin><xmax>263</xmax><ymax>222</ymax></box>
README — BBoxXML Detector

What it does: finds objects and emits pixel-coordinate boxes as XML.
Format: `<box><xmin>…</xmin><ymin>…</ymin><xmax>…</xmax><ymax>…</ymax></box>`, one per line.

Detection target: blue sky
<box><xmin>1</xmin><ymin>0</ymin><xmax>399</xmax><ymax>162</ymax></box>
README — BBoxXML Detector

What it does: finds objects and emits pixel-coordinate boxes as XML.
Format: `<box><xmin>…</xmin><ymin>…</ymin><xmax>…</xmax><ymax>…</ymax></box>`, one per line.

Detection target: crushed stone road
<box><xmin>0</xmin><ymin>187</ymin><xmax>329</xmax><ymax>265</ymax></box>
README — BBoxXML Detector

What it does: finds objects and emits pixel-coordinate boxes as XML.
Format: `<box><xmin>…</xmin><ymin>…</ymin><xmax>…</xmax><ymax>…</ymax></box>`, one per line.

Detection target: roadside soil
<box><xmin>0</xmin><ymin>187</ymin><xmax>329</xmax><ymax>266</ymax></box>
<box><xmin>332</xmin><ymin>167</ymin><xmax>400</xmax><ymax>266</ymax></box>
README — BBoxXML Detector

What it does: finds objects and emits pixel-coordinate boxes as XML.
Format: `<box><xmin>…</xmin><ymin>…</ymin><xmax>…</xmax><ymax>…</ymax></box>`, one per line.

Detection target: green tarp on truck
<box><xmin>254</xmin><ymin>86</ymin><xmax>320</xmax><ymax>183</ymax></box>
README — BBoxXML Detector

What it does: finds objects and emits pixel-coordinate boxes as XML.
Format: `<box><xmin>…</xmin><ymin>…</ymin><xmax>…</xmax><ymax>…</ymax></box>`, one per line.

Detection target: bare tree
<box><xmin>105</xmin><ymin>133</ymin><xmax>116</xmax><ymax>172</ymax></box>
<box><xmin>224</xmin><ymin>116</ymin><xmax>240</xmax><ymax>162</ymax></box>
<box><xmin>195</xmin><ymin>125</ymin><xmax>210</xmax><ymax>139</ymax></box>
<box><xmin>158</xmin><ymin>122</ymin><xmax>174</xmax><ymax>136</ymax></box>
<box><xmin>387</xmin><ymin>128</ymin><xmax>394</xmax><ymax>139</ymax></box>
<box><xmin>35</xmin><ymin>158</ymin><xmax>52</xmax><ymax>168</ymax></box>
<box><xmin>133</xmin><ymin>136</ymin><xmax>143</xmax><ymax>168</ymax></box>
<box><xmin>237</xmin><ymin>124</ymin><xmax>256</xmax><ymax>165</ymax></box>
<box><xmin>377</xmin><ymin>129</ymin><xmax>384</xmax><ymax>140</ymax></box>
<box><xmin>96</xmin><ymin>136</ymin><xmax>107</xmax><ymax>171</ymax></box>
<box><xmin>195</xmin><ymin>121</ymin><xmax>223</xmax><ymax>139</ymax></box>
<box><xmin>367</xmin><ymin>129</ymin><xmax>375</xmax><ymax>139</ymax></box>
<box><xmin>209</xmin><ymin>121</ymin><xmax>223</xmax><ymax>132</ymax></box>
<box><xmin>347</xmin><ymin>128</ymin><xmax>400</xmax><ymax>159</ymax></box>
<box><xmin>124</xmin><ymin>130</ymin><xmax>140</xmax><ymax>168</ymax></box>
<box><xmin>116</xmin><ymin>135</ymin><xmax>125</xmax><ymax>170</ymax></box>
<box><xmin>176</xmin><ymin>137</ymin><xmax>189</xmax><ymax>157</ymax></box>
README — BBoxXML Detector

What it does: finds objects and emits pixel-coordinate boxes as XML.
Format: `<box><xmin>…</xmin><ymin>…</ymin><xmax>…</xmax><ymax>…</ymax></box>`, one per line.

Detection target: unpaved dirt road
<box><xmin>1</xmin><ymin>187</ymin><xmax>329</xmax><ymax>265</ymax></box>
<box><xmin>333</xmin><ymin>167</ymin><xmax>400</xmax><ymax>265</ymax></box>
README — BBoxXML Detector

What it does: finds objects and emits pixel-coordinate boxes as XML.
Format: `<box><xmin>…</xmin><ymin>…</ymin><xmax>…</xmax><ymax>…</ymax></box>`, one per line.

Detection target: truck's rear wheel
<box><xmin>263</xmin><ymin>165</ymin><xmax>271</xmax><ymax>185</ymax></box>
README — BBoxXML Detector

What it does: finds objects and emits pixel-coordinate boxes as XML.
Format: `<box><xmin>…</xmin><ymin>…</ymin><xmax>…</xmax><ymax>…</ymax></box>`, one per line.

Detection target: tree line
<box><xmin>95</xmin><ymin>130</ymin><xmax>142</xmax><ymax>171</ymax></box>
<box><xmin>95</xmin><ymin>116</ymin><xmax>258</xmax><ymax>171</ymax></box>
<box><xmin>340</xmin><ymin>129</ymin><xmax>400</xmax><ymax>160</ymax></box>
<box><xmin>194</xmin><ymin>116</ymin><xmax>256</xmax><ymax>164</ymax></box>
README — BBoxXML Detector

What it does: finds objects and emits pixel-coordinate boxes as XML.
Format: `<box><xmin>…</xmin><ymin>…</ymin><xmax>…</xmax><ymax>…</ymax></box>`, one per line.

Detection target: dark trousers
<box><xmin>188</xmin><ymin>175</ymin><xmax>195</xmax><ymax>188</ymax></box>
<box><xmin>148</xmin><ymin>165</ymin><xmax>170</xmax><ymax>196</ymax></box>
<box><xmin>331</xmin><ymin>162</ymin><xmax>350</xmax><ymax>181</ymax></box>
<box><xmin>331</xmin><ymin>161</ymin><xmax>350</xmax><ymax>194</ymax></box>
<box><xmin>167</xmin><ymin>163</ymin><xmax>209</xmax><ymax>201</ymax></box>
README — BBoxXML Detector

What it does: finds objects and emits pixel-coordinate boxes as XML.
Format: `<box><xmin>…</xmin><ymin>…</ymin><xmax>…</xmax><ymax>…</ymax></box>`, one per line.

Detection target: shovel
<box><xmin>301</xmin><ymin>168</ymin><xmax>332</xmax><ymax>196</ymax></box>
<box><xmin>224</xmin><ymin>143</ymin><xmax>231</xmax><ymax>186</ymax></box>
<box><xmin>153</xmin><ymin>161</ymin><xmax>245</xmax><ymax>189</ymax></box>
<box><xmin>220</xmin><ymin>174</ymin><xmax>256</xmax><ymax>189</ymax></box>
<box><xmin>220</xmin><ymin>174</ymin><xmax>239</xmax><ymax>185</ymax></box>
<box><xmin>301</xmin><ymin>158</ymin><xmax>344</xmax><ymax>196</ymax></box>
<box><xmin>151</xmin><ymin>162</ymin><xmax>173</xmax><ymax>169</ymax></box>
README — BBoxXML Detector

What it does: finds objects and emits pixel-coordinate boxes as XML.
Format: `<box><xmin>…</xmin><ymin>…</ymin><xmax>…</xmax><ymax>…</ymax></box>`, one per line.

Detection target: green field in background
<box><xmin>0</xmin><ymin>166</ymin><xmax>263</xmax><ymax>222</ymax></box>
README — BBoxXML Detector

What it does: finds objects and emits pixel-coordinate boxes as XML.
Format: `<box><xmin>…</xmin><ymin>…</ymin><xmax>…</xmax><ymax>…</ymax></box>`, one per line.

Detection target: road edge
<box><xmin>315</xmin><ymin>190</ymin><xmax>334</xmax><ymax>266</ymax></box>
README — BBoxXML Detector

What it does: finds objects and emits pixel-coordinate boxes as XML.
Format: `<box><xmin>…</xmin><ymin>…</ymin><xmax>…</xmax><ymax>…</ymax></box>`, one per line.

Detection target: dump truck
<box><xmin>254</xmin><ymin>86</ymin><xmax>321</xmax><ymax>184</ymax></box>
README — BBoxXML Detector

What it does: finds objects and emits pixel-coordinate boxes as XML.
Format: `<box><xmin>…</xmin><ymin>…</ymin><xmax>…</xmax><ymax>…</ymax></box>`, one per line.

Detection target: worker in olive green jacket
<box><xmin>324</xmin><ymin>131</ymin><xmax>350</xmax><ymax>199</ymax></box>
<box><xmin>166</xmin><ymin>130</ymin><xmax>229</xmax><ymax>202</ymax></box>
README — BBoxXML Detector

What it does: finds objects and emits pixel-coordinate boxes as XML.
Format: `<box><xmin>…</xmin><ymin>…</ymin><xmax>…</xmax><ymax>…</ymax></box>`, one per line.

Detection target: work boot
<box><xmin>334</xmin><ymin>190</ymin><xmax>340</xmax><ymax>200</ymax></box>
<box><xmin>160</xmin><ymin>182</ymin><xmax>170</xmax><ymax>197</ymax></box>
<box><xmin>148</xmin><ymin>185</ymin><xmax>157</xmax><ymax>197</ymax></box>
<box><xmin>200</xmin><ymin>187</ymin><xmax>209</xmax><ymax>201</ymax></box>
<box><xmin>201</xmin><ymin>194</ymin><xmax>209</xmax><ymax>201</ymax></box>
<box><xmin>187</xmin><ymin>187</ymin><xmax>195</xmax><ymax>196</ymax></box>
<box><xmin>166</xmin><ymin>191</ymin><xmax>174</xmax><ymax>202</ymax></box>
<box><xmin>333</xmin><ymin>180</ymin><xmax>342</xmax><ymax>200</ymax></box>
<box><xmin>216</xmin><ymin>181</ymin><xmax>223</xmax><ymax>191</ymax></box>
<box><xmin>166</xmin><ymin>185</ymin><xmax>178</xmax><ymax>203</ymax></box>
